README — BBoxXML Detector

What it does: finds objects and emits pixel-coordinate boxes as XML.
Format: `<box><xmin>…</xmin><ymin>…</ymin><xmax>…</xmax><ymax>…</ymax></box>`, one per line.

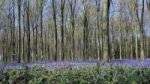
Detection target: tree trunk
<box><xmin>26</xmin><ymin>1</ymin><xmax>31</xmax><ymax>62</ymax></box>
<box><xmin>60</xmin><ymin>0</ymin><xmax>65</xmax><ymax>60</ymax></box>
<box><xmin>102</xmin><ymin>0</ymin><xmax>111</xmax><ymax>61</ymax></box>
<box><xmin>140</xmin><ymin>0</ymin><xmax>145</xmax><ymax>60</ymax></box>
<box><xmin>52</xmin><ymin>0</ymin><xmax>58</xmax><ymax>61</ymax></box>
<box><xmin>17</xmin><ymin>0</ymin><xmax>21</xmax><ymax>63</ymax></box>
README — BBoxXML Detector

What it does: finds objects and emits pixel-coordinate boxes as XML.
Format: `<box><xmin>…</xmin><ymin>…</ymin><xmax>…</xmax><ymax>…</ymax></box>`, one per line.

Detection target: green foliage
<box><xmin>0</xmin><ymin>66</ymin><xmax>150</xmax><ymax>84</ymax></box>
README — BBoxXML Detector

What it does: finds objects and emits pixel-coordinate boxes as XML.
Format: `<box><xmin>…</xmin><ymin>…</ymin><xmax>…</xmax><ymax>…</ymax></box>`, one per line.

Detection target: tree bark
<box><xmin>102</xmin><ymin>0</ymin><xmax>111</xmax><ymax>61</ymax></box>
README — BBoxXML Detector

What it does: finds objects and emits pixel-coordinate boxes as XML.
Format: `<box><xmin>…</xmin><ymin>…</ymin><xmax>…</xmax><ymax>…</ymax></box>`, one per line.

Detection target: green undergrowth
<box><xmin>0</xmin><ymin>66</ymin><xmax>150</xmax><ymax>84</ymax></box>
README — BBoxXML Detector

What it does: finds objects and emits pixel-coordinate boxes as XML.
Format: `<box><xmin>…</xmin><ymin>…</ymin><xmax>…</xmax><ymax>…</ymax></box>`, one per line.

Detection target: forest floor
<box><xmin>0</xmin><ymin>59</ymin><xmax>150</xmax><ymax>69</ymax></box>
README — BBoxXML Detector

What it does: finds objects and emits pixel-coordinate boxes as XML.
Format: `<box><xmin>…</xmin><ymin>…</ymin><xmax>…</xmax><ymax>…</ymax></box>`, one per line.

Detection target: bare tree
<box><xmin>102</xmin><ymin>0</ymin><xmax>111</xmax><ymax>61</ymax></box>
<box><xmin>52</xmin><ymin>0</ymin><xmax>58</xmax><ymax>61</ymax></box>
<box><xmin>68</xmin><ymin>0</ymin><xmax>76</xmax><ymax>60</ymax></box>
<box><xmin>25</xmin><ymin>0</ymin><xmax>31</xmax><ymax>62</ymax></box>
<box><xmin>140</xmin><ymin>0</ymin><xmax>145</xmax><ymax>60</ymax></box>
<box><xmin>17</xmin><ymin>0</ymin><xmax>21</xmax><ymax>63</ymax></box>
<box><xmin>60</xmin><ymin>0</ymin><xmax>65</xmax><ymax>60</ymax></box>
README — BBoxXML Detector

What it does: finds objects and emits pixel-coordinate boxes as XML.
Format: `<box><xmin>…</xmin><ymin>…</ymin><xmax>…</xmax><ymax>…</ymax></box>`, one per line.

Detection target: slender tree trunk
<box><xmin>12</xmin><ymin>2</ymin><xmax>16</xmax><ymax>61</ymax></box>
<box><xmin>52</xmin><ymin>0</ymin><xmax>58</xmax><ymax>61</ymax></box>
<box><xmin>95</xmin><ymin>0</ymin><xmax>101</xmax><ymax>60</ymax></box>
<box><xmin>2</xmin><ymin>31</ymin><xmax>6</xmax><ymax>62</ymax></box>
<box><xmin>17</xmin><ymin>0</ymin><xmax>21</xmax><ymax>63</ymax></box>
<box><xmin>60</xmin><ymin>0</ymin><xmax>65</xmax><ymax>60</ymax></box>
<box><xmin>140</xmin><ymin>0</ymin><xmax>145</xmax><ymax>60</ymax></box>
<box><xmin>132</xmin><ymin>0</ymin><xmax>138</xmax><ymax>59</ymax></box>
<box><xmin>23</xmin><ymin>14</ymin><xmax>25</xmax><ymax>62</ymax></box>
<box><xmin>26</xmin><ymin>1</ymin><xmax>31</xmax><ymax>62</ymax></box>
<box><xmin>102</xmin><ymin>0</ymin><xmax>111</xmax><ymax>61</ymax></box>
<box><xmin>69</xmin><ymin>0</ymin><xmax>76</xmax><ymax>60</ymax></box>
<box><xmin>83</xmin><ymin>5</ymin><xmax>89</xmax><ymax>60</ymax></box>
<box><xmin>40</xmin><ymin>1</ymin><xmax>44</xmax><ymax>60</ymax></box>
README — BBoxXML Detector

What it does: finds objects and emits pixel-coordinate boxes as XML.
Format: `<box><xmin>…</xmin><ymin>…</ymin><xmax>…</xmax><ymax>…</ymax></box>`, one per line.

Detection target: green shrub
<box><xmin>0</xmin><ymin>66</ymin><xmax>150</xmax><ymax>84</ymax></box>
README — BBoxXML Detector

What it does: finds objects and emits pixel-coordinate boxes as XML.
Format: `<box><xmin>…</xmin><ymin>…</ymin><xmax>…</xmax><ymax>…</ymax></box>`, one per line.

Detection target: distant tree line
<box><xmin>0</xmin><ymin>0</ymin><xmax>150</xmax><ymax>63</ymax></box>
